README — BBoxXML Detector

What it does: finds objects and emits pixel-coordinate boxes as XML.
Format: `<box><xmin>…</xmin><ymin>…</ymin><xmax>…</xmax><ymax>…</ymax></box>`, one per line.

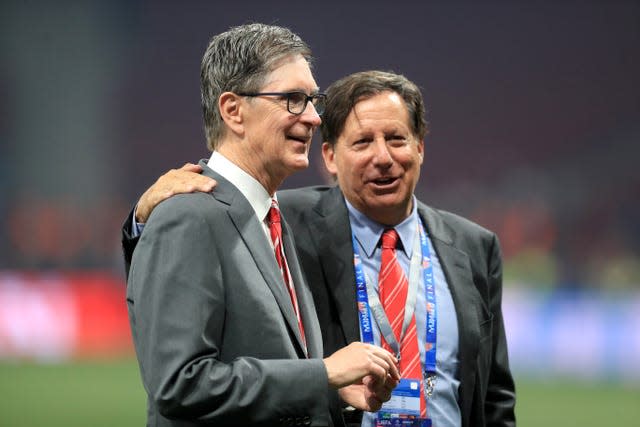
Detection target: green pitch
<box><xmin>0</xmin><ymin>359</ymin><xmax>146</xmax><ymax>427</ymax></box>
<box><xmin>0</xmin><ymin>360</ymin><xmax>638</xmax><ymax>426</ymax></box>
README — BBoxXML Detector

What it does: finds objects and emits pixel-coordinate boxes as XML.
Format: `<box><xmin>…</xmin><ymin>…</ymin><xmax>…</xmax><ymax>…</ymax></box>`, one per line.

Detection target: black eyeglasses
<box><xmin>237</xmin><ymin>91</ymin><xmax>327</xmax><ymax>116</ymax></box>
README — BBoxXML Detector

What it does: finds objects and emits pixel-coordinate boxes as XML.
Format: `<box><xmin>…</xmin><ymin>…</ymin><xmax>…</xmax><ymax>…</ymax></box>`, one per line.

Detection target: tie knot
<box><xmin>268</xmin><ymin>199</ymin><xmax>281</xmax><ymax>224</ymax></box>
<box><xmin>381</xmin><ymin>228</ymin><xmax>399</xmax><ymax>249</ymax></box>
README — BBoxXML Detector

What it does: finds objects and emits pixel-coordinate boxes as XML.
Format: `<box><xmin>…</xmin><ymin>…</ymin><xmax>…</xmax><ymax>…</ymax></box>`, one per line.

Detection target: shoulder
<box><xmin>278</xmin><ymin>185</ymin><xmax>334</xmax><ymax>205</ymax></box>
<box><xmin>418</xmin><ymin>201</ymin><xmax>499</xmax><ymax>251</ymax></box>
<box><xmin>278</xmin><ymin>185</ymin><xmax>338</xmax><ymax>216</ymax></box>
<box><xmin>144</xmin><ymin>191</ymin><xmax>227</xmax><ymax>234</ymax></box>
<box><xmin>152</xmin><ymin>192</ymin><xmax>216</xmax><ymax>217</ymax></box>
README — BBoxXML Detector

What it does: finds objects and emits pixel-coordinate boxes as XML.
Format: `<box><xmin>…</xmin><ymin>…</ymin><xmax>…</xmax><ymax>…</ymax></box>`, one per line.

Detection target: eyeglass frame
<box><xmin>236</xmin><ymin>91</ymin><xmax>327</xmax><ymax>116</ymax></box>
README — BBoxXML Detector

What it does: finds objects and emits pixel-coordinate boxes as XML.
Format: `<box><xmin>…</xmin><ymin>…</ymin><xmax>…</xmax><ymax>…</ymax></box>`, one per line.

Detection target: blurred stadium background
<box><xmin>1</xmin><ymin>1</ymin><xmax>638</xmax><ymax>426</ymax></box>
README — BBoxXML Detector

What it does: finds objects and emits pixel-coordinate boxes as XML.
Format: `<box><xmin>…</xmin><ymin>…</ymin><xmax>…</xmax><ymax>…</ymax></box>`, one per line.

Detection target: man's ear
<box><xmin>417</xmin><ymin>139</ymin><xmax>424</xmax><ymax>165</ymax></box>
<box><xmin>219</xmin><ymin>92</ymin><xmax>244</xmax><ymax>134</ymax></box>
<box><xmin>321</xmin><ymin>141</ymin><xmax>338</xmax><ymax>177</ymax></box>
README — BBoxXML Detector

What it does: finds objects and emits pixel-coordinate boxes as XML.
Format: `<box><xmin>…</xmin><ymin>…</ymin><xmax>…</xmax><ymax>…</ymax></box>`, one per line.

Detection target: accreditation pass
<box><xmin>376</xmin><ymin>379</ymin><xmax>431</xmax><ymax>427</ymax></box>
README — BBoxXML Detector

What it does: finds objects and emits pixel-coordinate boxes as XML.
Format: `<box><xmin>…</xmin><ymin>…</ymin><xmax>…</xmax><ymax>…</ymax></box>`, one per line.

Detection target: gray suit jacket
<box><xmin>126</xmin><ymin>164</ymin><xmax>331</xmax><ymax>427</ymax></box>
<box><xmin>278</xmin><ymin>186</ymin><xmax>516</xmax><ymax>427</ymax></box>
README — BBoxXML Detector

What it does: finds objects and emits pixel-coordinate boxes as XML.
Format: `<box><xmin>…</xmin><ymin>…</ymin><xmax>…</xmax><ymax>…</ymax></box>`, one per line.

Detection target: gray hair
<box><xmin>200</xmin><ymin>23</ymin><xmax>312</xmax><ymax>151</ymax></box>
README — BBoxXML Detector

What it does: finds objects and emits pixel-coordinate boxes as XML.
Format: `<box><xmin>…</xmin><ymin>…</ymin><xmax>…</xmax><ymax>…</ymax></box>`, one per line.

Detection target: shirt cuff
<box><xmin>131</xmin><ymin>205</ymin><xmax>145</xmax><ymax>237</ymax></box>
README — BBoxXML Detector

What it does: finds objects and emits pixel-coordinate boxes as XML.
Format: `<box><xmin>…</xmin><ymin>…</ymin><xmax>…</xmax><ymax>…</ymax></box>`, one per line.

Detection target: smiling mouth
<box><xmin>371</xmin><ymin>177</ymin><xmax>398</xmax><ymax>186</ymax></box>
<box><xmin>286</xmin><ymin>134</ymin><xmax>311</xmax><ymax>143</ymax></box>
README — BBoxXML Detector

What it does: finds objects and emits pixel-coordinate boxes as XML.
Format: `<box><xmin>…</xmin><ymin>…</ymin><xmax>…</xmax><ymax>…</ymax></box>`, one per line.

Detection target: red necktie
<box><xmin>379</xmin><ymin>228</ymin><xmax>426</xmax><ymax>417</ymax></box>
<box><xmin>267</xmin><ymin>199</ymin><xmax>307</xmax><ymax>353</ymax></box>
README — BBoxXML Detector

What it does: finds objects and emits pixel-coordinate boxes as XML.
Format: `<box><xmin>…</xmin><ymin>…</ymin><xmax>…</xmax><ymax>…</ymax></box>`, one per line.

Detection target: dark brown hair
<box><xmin>320</xmin><ymin>70</ymin><xmax>427</xmax><ymax>145</ymax></box>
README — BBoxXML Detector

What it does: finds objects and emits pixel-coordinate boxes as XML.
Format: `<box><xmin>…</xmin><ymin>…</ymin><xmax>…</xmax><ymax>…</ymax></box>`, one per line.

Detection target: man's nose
<box><xmin>372</xmin><ymin>139</ymin><xmax>393</xmax><ymax>166</ymax></box>
<box><xmin>299</xmin><ymin>101</ymin><xmax>322</xmax><ymax>126</ymax></box>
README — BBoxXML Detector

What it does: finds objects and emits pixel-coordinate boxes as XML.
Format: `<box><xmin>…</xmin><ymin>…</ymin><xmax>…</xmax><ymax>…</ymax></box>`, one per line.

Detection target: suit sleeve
<box><xmin>127</xmin><ymin>195</ymin><xmax>330</xmax><ymax>426</ymax></box>
<box><xmin>484</xmin><ymin>234</ymin><xmax>516</xmax><ymax>427</ymax></box>
<box><xmin>121</xmin><ymin>206</ymin><xmax>139</xmax><ymax>281</ymax></box>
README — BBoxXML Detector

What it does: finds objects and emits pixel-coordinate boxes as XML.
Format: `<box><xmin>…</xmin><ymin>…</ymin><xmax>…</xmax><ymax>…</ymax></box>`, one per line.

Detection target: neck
<box><xmin>349</xmin><ymin>199</ymin><xmax>414</xmax><ymax>227</ymax></box>
<box><xmin>218</xmin><ymin>144</ymin><xmax>284</xmax><ymax>196</ymax></box>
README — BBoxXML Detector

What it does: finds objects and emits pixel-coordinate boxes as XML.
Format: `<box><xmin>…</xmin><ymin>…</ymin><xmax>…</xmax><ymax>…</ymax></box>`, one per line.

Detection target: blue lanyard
<box><xmin>352</xmin><ymin>222</ymin><xmax>437</xmax><ymax>391</ymax></box>
<box><xmin>420</xmin><ymin>223</ymin><xmax>437</xmax><ymax>386</ymax></box>
<box><xmin>353</xmin><ymin>232</ymin><xmax>375</xmax><ymax>344</ymax></box>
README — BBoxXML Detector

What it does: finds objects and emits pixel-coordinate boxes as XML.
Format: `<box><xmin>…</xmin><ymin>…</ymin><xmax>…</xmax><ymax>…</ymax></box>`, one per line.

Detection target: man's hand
<box><xmin>323</xmin><ymin>342</ymin><xmax>399</xmax><ymax>411</ymax></box>
<box><xmin>338</xmin><ymin>374</ymin><xmax>398</xmax><ymax>412</ymax></box>
<box><xmin>136</xmin><ymin>163</ymin><xmax>216</xmax><ymax>223</ymax></box>
<box><xmin>323</xmin><ymin>341</ymin><xmax>399</xmax><ymax>386</ymax></box>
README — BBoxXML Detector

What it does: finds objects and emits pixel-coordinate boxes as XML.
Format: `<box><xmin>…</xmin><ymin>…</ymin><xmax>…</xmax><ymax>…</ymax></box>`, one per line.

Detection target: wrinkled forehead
<box><xmin>260</xmin><ymin>54</ymin><xmax>319</xmax><ymax>91</ymax></box>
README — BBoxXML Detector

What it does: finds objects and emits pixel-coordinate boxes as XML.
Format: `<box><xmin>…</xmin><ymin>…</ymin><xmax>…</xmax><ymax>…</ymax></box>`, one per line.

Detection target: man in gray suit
<box><xmin>126</xmin><ymin>25</ymin><xmax>400</xmax><ymax>427</ymax></box>
<box><xmin>126</xmin><ymin>71</ymin><xmax>516</xmax><ymax>427</ymax></box>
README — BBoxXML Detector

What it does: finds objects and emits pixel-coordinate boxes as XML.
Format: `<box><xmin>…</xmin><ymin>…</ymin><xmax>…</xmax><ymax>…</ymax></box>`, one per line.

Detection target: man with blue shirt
<box><xmin>124</xmin><ymin>70</ymin><xmax>516</xmax><ymax>427</ymax></box>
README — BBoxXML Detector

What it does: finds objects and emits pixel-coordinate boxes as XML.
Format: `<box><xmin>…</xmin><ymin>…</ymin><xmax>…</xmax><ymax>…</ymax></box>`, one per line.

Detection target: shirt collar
<box><xmin>345</xmin><ymin>196</ymin><xmax>419</xmax><ymax>259</ymax></box>
<box><xmin>208</xmin><ymin>151</ymin><xmax>273</xmax><ymax>221</ymax></box>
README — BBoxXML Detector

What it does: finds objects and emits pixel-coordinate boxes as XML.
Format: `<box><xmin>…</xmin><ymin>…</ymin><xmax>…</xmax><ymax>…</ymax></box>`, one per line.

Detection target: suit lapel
<box><xmin>418</xmin><ymin>204</ymin><xmax>481</xmax><ymax>415</ymax></box>
<box><xmin>281</xmin><ymin>219</ymin><xmax>322</xmax><ymax>358</ymax></box>
<box><xmin>199</xmin><ymin>161</ymin><xmax>307</xmax><ymax>355</ymax></box>
<box><xmin>312</xmin><ymin>187</ymin><xmax>361</xmax><ymax>345</ymax></box>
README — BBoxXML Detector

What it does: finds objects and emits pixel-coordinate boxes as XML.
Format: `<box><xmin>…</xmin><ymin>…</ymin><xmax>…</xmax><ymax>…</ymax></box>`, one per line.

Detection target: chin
<box><xmin>373</xmin><ymin>197</ymin><xmax>409</xmax><ymax>213</ymax></box>
<box><xmin>288</xmin><ymin>158</ymin><xmax>310</xmax><ymax>172</ymax></box>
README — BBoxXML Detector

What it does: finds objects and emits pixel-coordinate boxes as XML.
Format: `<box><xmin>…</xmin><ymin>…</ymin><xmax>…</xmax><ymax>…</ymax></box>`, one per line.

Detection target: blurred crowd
<box><xmin>2</xmin><ymin>138</ymin><xmax>638</xmax><ymax>291</ymax></box>
<box><xmin>427</xmin><ymin>130</ymin><xmax>640</xmax><ymax>290</ymax></box>
<box><xmin>2</xmin><ymin>1</ymin><xmax>638</xmax><ymax>291</ymax></box>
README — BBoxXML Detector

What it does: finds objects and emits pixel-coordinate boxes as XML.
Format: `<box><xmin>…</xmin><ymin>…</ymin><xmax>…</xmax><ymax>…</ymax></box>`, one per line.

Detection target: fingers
<box><xmin>365</xmin><ymin>344</ymin><xmax>400</xmax><ymax>382</ymax></box>
<box><xmin>164</xmin><ymin>167</ymin><xmax>215</xmax><ymax>193</ymax></box>
<box><xmin>179</xmin><ymin>162</ymin><xmax>203</xmax><ymax>172</ymax></box>
<box><xmin>135</xmin><ymin>166</ymin><xmax>216</xmax><ymax>223</ymax></box>
<box><xmin>386</xmin><ymin>354</ymin><xmax>400</xmax><ymax>381</ymax></box>
<box><xmin>335</xmin><ymin>344</ymin><xmax>402</xmax><ymax>412</ymax></box>
<box><xmin>338</xmin><ymin>384</ymin><xmax>371</xmax><ymax>411</ymax></box>
<box><xmin>345</xmin><ymin>343</ymin><xmax>390</xmax><ymax>383</ymax></box>
<box><xmin>338</xmin><ymin>375</ymin><xmax>398</xmax><ymax>412</ymax></box>
<box><xmin>324</xmin><ymin>342</ymin><xmax>401</xmax><ymax>389</ymax></box>
<box><xmin>360</xmin><ymin>376</ymin><xmax>392</xmax><ymax>411</ymax></box>
<box><xmin>338</xmin><ymin>383</ymin><xmax>386</xmax><ymax>412</ymax></box>
<box><xmin>364</xmin><ymin>390</ymin><xmax>384</xmax><ymax>412</ymax></box>
<box><xmin>363</xmin><ymin>373</ymin><xmax>395</xmax><ymax>403</ymax></box>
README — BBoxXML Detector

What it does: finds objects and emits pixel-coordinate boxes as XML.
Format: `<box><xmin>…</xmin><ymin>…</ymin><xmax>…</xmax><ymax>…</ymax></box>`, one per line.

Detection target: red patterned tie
<box><xmin>268</xmin><ymin>199</ymin><xmax>306</xmax><ymax>353</ymax></box>
<box><xmin>379</xmin><ymin>228</ymin><xmax>426</xmax><ymax>417</ymax></box>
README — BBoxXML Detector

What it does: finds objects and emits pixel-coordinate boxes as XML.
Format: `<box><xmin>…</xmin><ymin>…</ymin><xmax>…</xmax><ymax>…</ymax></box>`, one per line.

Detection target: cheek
<box><xmin>349</xmin><ymin>168</ymin><xmax>367</xmax><ymax>189</ymax></box>
<box><xmin>399</xmin><ymin>153</ymin><xmax>421</xmax><ymax>170</ymax></box>
<box><xmin>263</xmin><ymin>109</ymin><xmax>292</xmax><ymax>129</ymax></box>
<box><xmin>335</xmin><ymin>160</ymin><xmax>356</xmax><ymax>184</ymax></box>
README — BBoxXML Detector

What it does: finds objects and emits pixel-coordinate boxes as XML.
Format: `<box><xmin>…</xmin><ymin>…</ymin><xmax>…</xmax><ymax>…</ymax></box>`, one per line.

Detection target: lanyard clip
<box><xmin>424</xmin><ymin>373</ymin><xmax>436</xmax><ymax>397</ymax></box>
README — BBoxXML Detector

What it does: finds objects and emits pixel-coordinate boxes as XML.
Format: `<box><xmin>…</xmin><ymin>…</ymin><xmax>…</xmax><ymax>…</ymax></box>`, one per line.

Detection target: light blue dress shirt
<box><xmin>132</xmin><ymin>180</ymin><xmax>462</xmax><ymax>426</ymax></box>
<box><xmin>346</xmin><ymin>198</ymin><xmax>461</xmax><ymax>427</ymax></box>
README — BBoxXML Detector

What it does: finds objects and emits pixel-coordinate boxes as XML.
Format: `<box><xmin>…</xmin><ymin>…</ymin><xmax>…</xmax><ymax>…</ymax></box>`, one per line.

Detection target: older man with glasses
<box><xmin>125</xmin><ymin>24</ymin><xmax>399</xmax><ymax>427</ymax></box>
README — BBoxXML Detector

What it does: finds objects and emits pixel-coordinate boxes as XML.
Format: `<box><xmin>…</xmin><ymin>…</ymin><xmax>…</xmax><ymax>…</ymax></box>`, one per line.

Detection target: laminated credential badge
<box><xmin>376</xmin><ymin>378</ymin><xmax>431</xmax><ymax>427</ymax></box>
